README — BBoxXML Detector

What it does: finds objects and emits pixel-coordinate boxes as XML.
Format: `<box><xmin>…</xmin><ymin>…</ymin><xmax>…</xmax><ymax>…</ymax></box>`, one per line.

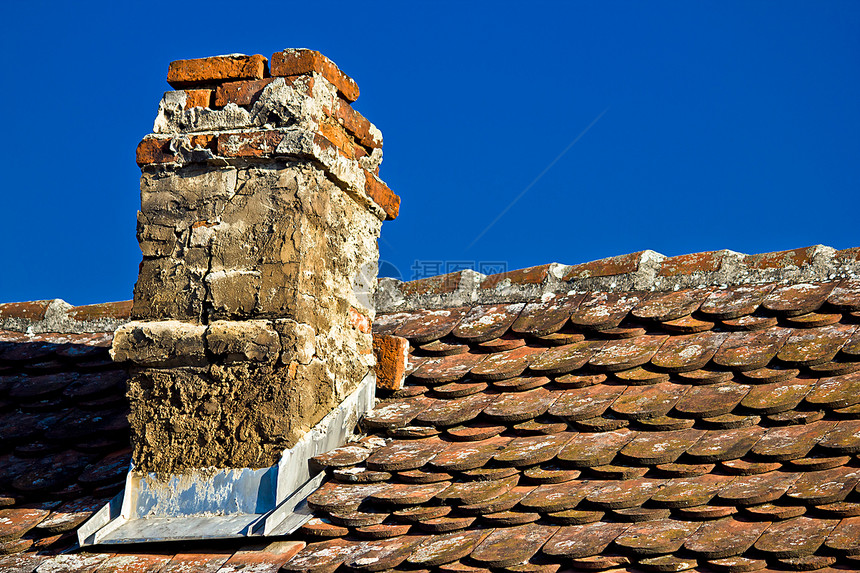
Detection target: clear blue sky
<box><xmin>1</xmin><ymin>1</ymin><xmax>858</xmax><ymax>305</ymax></box>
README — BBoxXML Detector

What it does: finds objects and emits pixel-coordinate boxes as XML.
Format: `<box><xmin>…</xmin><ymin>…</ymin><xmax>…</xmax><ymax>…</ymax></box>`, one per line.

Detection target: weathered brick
<box><xmin>188</xmin><ymin>133</ymin><xmax>216</xmax><ymax>150</ymax></box>
<box><xmin>334</xmin><ymin>99</ymin><xmax>381</xmax><ymax>149</ymax></box>
<box><xmin>136</xmin><ymin>137</ymin><xmax>176</xmax><ymax>166</ymax></box>
<box><xmin>319</xmin><ymin>121</ymin><xmax>354</xmax><ymax>159</ymax></box>
<box><xmin>353</xmin><ymin>144</ymin><xmax>368</xmax><ymax>159</ymax></box>
<box><xmin>372</xmin><ymin>334</ymin><xmax>409</xmax><ymax>392</ymax></box>
<box><xmin>364</xmin><ymin>171</ymin><xmax>400</xmax><ymax>220</ymax></box>
<box><xmin>183</xmin><ymin>89</ymin><xmax>212</xmax><ymax>109</ymax></box>
<box><xmin>271</xmin><ymin>49</ymin><xmax>359</xmax><ymax>102</ymax></box>
<box><xmin>214</xmin><ymin>78</ymin><xmax>275</xmax><ymax>107</ymax></box>
<box><xmin>216</xmin><ymin>131</ymin><xmax>284</xmax><ymax>157</ymax></box>
<box><xmin>167</xmin><ymin>54</ymin><xmax>268</xmax><ymax>88</ymax></box>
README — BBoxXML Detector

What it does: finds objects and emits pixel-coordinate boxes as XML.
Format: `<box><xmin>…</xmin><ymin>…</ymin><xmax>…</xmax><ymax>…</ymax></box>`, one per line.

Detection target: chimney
<box><xmin>82</xmin><ymin>49</ymin><xmax>399</xmax><ymax>544</ymax></box>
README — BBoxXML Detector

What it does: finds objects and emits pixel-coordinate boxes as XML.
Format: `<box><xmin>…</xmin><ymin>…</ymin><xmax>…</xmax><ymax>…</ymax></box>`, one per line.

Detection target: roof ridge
<box><xmin>376</xmin><ymin>245</ymin><xmax>860</xmax><ymax>312</ymax></box>
<box><xmin>0</xmin><ymin>299</ymin><xmax>132</xmax><ymax>334</ymax></box>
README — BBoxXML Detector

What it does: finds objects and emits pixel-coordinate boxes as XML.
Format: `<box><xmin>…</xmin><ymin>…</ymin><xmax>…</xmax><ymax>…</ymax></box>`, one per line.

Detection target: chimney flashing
<box><xmin>78</xmin><ymin>372</ymin><xmax>376</xmax><ymax>546</ymax></box>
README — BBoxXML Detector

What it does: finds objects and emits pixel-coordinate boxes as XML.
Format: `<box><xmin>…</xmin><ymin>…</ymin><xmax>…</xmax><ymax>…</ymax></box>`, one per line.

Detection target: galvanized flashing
<box><xmin>77</xmin><ymin>373</ymin><xmax>375</xmax><ymax>546</ymax></box>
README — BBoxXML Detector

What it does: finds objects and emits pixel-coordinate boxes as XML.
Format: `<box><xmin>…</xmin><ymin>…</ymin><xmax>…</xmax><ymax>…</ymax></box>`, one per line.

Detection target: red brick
<box><xmin>183</xmin><ymin>89</ymin><xmax>212</xmax><ymax>109</ymax></box>
<box><xmin>659</xmin><ymin>251</ymin><xmax>726</xmax><ymax>277</ymax></box>
<box><xmin>167</xmin><ymin>54</ymin><xmax>267</xmax><ymax>88</ymax></box>
<box><xmin>69</xmin><ymin>300</ymin><xmax>133</xmax><ymax>322</ymax></box>
<box><xmin>373</xmin><ymin>334</ymin><xmax>409</xmax><ymax>391</ymax></box>
<box><xmin>136</xmin><ymin>137</ymin><xmax>176</xmax><ymax>166</ymax></box>
<box><xmin>353</xmin><ymin>143</ymin><xmax>368</xmax><ymax>159</ymax></box>
<box><xmin>213</xmin><ymin>78</ymin><xmax>275</xmax><ymax>107</ymax></box>
<box><xmin>334</xmin><ymin>98</ymin><xmax>381</xmax><ymax>148</ymax></box>
<box><xmin>271</xmin><ymin>49</ymin><xmax>360</xmax><ymax>102</ymax></box>
<box><xmin>365</xmin><ymin>171</ymin><xmax>401</xmax><ymax>220</ymax></box>
<box><xmin>189</xmin><ymin>134</ymin><xmax>216</xmax><ymax>150</ymax></box>
<box><xmin>0</xmin><ymin>300</ymin><xmax>52</xmax><ymax>322</ymax></box>
<box><xmin>319</xmin><ymin>121</ymin><xmax>355</xmax><ymax>159</ymax></box>
<box><xmin>216</xmin><ymin>131</ymin><xmax>284</xmax><ymax>157</ymax></box>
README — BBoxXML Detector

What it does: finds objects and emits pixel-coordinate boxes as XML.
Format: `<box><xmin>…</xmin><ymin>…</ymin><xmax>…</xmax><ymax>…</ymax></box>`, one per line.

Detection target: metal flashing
<box><xmin>77</xmin><ymin>373</ymin><xmax>375</xmax><ymax>546</ymax></box>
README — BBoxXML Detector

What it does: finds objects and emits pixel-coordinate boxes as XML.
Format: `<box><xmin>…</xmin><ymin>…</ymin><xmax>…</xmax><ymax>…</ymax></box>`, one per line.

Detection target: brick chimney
<box><xmin>112</xmin><ymin>50</ymin><xmax>399</xmax><ymax>475</ymax></box>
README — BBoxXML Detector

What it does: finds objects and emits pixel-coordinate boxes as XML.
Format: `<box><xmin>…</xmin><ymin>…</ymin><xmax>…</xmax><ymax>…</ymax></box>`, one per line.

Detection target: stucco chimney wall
<box><xmin>112</xmin><ymin>49</ymin><xmax>399</xmax><ymax>475</ymax></box>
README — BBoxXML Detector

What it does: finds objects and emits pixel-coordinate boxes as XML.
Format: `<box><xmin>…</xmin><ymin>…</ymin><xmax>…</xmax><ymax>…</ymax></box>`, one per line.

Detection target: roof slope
<box><xmin>287</xmin><ymin>276</ymin><xmax>860</xmax><ymax>572</ymax></box>
<box><xmin>2</xmin><ymin>248</ymin><xmax>860</xmax><ymax>572</ymax></box>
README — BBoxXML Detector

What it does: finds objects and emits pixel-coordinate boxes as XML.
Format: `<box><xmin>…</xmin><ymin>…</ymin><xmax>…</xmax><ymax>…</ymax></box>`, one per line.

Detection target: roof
<box><xmin>2</xmin><ymin>247</ymin><xmax>860</xmax><ymax>572</ymax></box>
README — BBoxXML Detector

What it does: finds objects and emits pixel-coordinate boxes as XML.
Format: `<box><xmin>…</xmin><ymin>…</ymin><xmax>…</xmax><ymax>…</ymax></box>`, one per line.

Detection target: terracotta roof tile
<box><xmin>365</xmin><ymin>439</ymin><xmax>444</xmax><ymax>472</ymax></box>
<box><xmin>569</xmin><ymin>292</ymin><xmax>642</xmax><ymax>331</ymax></box>
<box><xmin>650</xmin><ymin>331</ymin><xmax>727</xmax><ymax>372</ymax></box>
<box><xmin>650</xmin><ymin>474</ymin><xmax>735</xmax><ymax>508</ymax></box>
<box><xmin>414</xmin><ymin>393</ymin><xmax>495</xmax><ymax>427</ymax></box>
<box><xmin>481</xmin><ymin>264</ymin><xmax>553</xmax><ymax>290</ymax></box>
<box><xmin>493</xmin><ymin>432</ymin><xmax>572</xmax><ymax>466</ymax></box>
<box><xmin>589</xmin><ymin>335</ymin><xmax>669</xmax><ymax>372</ymax></box>
<box><xmin>363</xmin><ymin>396</ymin><xmax>433</xmax><ymax>430</ymax></box>
<box><xmin>528</xmin><ymin>340</ymin><xmax>604</xmax><ymax>376</ymax></box>
<box><xmin>619</xmin><ymin>428</ymin><xmax>704</xmax><ymax>464</ymax></box>
<box><xmin>470</xmin><ymin>523</ymin><xmax>558</xmax><ymax>568</ymax></box>
<box><xmin>750</xmin><ymin>420</ymin><xmax>837</xmax><ymax>461</ymax></box>
<box><xmin>713</xmin><ymin>327</ymin><xmax>793</xmax><ymax>371</ymax></box>
<box><xmin>609</xmin><ymin>381</ymin><xmax>689</xmax><ymax>420</ymax></box>
<box><xmin>673</xmin><ymin>381</ymin><xmax>751</xmax><ymax>418</ymax></box>
<box><xmin>394</xmin><ymin>307</ymin><xmax>469</xmax><ymax>343</ymax></box>
<box><xmin>587</xmin><ymin>478</ymin><xmax>667</xmax><ymax>509</ymax></box>
<box><xmin>451</xmin><ymin>303</ymin><xmax>525</xmax><ymax>342</ymax></box>
<box><xmin>740</xmin><ymin>378</ymin><xmax>814</xmax><ymax>414</ymax></box>
<box><xmin>817</xmin><ymin>419</ymin><xmax>860</xmax><ymax>454</ymax></box>
<box><xmin>763</xmin><ymin>282</ymin><xmax>839</xmax><ymax>316</ymax></box>
<box><xmin>411</xmin><ymin>352</ymin><xmax>487</xmax><ymax>384</ymax></box>
<box><xmin>562</xmin><ymin>251</ymin><xmax>649</xmax><ymax>281</ymax></box>
<box><xmin>612</xmin><ymin>519</ymin><xmax>700</xmax><ymax>555</ymax></box>
<box><xmin>4</xmin><ymin>256</ymin><xmax>860</xmax><ymax>571</ymax></box>
<box><xmin>686</xmin><ymin>426</ymin><xmax>766</xmax><ymax>463</ymax></box>
<box><xmin>542</xmin><ymin>521</ymin><xmax>629</xmax><ymax>558</ymax></box>
<box><xmin>699</xmin><ymin>284</ymin><xmax>775</xmax><ymax>320</ymax></box>
<box><xmin>510</xmin><ymin>293</ymin><xmax>585</xmax><ymax>336</ymax></box>
<box><xmin>754</xmin><ymin>516</ymin><xmax>840</xmax><ymax>558</ymax></box>
<box><xmin>547</xmin><ymin>383</ymin><xmax>625</xmax><ymax>421</ymax></box>
<box><xmin>407</xmin><ymin>529</ymin><xmax>491</xmax><ymax>567</ymax></box>
<box><xmin>684</xmin><ymin>517</ymin><xmax>769</xmax><ymax>559</ymax></box>
<box><xmin>632</xmin><ymin>288</ymin><xmax>712</xmax><ymax>322</ymax></box>
<box><xmin>483</xmin><ymin>387</ymin><xmax>559</xmax><ymax>422</ymax></box>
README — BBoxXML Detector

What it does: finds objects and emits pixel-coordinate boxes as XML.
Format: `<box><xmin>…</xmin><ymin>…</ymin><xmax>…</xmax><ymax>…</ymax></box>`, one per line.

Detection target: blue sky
<box><xmin>1</xmin><ymin>1</ymin><xmax>858</xmax><ymax>305</ymax></box>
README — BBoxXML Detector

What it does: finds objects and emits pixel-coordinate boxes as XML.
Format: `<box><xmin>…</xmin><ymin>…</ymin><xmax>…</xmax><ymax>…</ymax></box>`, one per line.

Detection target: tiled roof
<box><xmin>3</xmin><ymin>249</ymin><xmax>860</xmax><ymax>571</ymax></box>
<box><xmin>283</xmin><ymin>276</ymin><xmax>860</xmax><ymax>572</ymax></box>
<box><xmin>0</xmin><ymin>327</ymin><xmax>129</xmax><ymax>560</ymax></box>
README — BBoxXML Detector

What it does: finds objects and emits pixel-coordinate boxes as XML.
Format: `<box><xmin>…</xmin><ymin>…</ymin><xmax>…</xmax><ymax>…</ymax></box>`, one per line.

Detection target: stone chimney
<box><xmin>112</xmin><ymin>50</ymin><xmax>399</xmax><ymax>476</ymax></box>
